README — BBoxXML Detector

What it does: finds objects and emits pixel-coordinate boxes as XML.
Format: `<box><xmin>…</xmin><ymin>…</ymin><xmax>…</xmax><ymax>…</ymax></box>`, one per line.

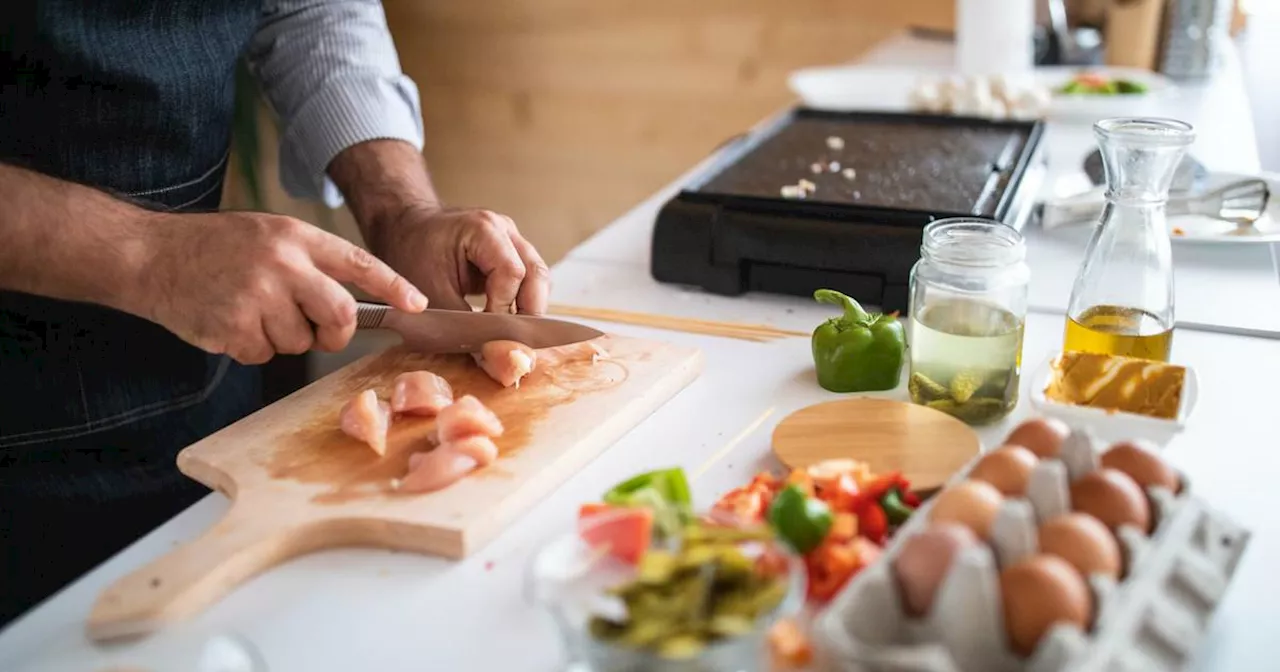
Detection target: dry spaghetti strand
<box><xmin>547</xmin><ymin>304</ymin><xmax>807</xmax><ymax>342</ymax></box>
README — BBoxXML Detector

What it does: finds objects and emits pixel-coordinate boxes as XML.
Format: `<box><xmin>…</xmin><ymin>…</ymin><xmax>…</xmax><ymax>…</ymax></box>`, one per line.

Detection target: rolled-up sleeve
<box><xmin>245</xmin><ymin>0</ymin><xmax>424</xmax><ymax>208</ymax></box>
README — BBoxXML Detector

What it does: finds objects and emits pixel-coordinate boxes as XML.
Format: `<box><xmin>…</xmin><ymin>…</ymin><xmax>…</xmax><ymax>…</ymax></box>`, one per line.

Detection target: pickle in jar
<box><xmin>909</xmin><ymin>299</ymin><xmax>1024</xmax><ymax>425</ymax></box>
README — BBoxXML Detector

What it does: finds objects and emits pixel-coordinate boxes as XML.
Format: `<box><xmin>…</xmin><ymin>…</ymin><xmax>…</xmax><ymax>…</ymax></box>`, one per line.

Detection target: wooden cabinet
<box><xmin>225</xmin><ymin>1</ymin><xmax>951</xmax><ymax>263</ymax></box>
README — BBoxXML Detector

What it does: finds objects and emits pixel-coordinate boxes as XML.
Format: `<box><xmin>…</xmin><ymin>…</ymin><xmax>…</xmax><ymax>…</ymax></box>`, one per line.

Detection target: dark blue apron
<box><xmin>0</xmin><ymin>0</ymin><xmax>264</xmax><ymax>625</ymax></box>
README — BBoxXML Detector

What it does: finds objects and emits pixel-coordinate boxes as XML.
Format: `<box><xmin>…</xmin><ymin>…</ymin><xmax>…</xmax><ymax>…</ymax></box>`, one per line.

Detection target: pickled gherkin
<box><xmin>908</xmin><ymin>299</ymin><xmax>1023</xmax><ymax>426</ymax></box>
<box><xmin>586</xmin><ymin>522</ymin><xmax>792</xmax><ymax>662</ymax></box>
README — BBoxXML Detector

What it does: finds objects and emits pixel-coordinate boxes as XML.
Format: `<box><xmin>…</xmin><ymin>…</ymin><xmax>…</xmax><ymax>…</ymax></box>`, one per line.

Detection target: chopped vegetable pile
<box><xmin>711</xmin><ymin>459</ymin><xmax>919</xmax><ymax>603</ymax></box>
<box><xmin>585</xmin><ymin>522</ymin><xmax>791</xmax><ymax>661</ymax></box>
<box><xmin>574</xmin><ymin>460</ymin><xmax>920</xmax><ymax>664</ymax></box>
<box><xmin>1057</xmin><ymin>72</ymin><xmax>1148</xmax><ymax>96</ymax></box>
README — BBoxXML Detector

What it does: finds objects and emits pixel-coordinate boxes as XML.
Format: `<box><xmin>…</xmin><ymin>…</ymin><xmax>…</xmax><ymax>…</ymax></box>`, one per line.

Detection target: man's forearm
<box><xmin>326</xmin><ymin>139</ymin><xmax>440</xmax><ymax>248</ymax></box>
<box><xmin>0</xmin><ymin>163</ymin><xmax>150</xmax><ymax>311</ymax></box>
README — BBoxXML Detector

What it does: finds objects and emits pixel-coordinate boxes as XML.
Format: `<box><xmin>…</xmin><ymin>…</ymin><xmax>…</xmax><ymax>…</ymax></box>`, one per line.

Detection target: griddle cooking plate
<box><xmin>649</xmin><ymin>108</ymin><xmax>1046</xmax><ymax>313</ymax></box>
<box><xmin>696</xmin><ymin>112</ymin><xmax>1034</xmax><ymax>217</ymax></box>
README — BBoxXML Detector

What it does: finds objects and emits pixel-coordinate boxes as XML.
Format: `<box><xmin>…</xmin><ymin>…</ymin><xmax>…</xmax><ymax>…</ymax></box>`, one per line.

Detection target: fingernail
<box><xmin>409</xmin><ymin>291</ymin><xmax>428</xmax><ymax>311</ymax></box>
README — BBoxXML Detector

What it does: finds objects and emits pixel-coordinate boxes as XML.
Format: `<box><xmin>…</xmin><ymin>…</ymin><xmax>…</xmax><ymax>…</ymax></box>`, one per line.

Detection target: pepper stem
<box><xmin>879</xmin><ymin>488</ymin><xmax>915</xmax><ymax>526</ymax></box>
<box><xmin>814</xmin><ymin>288</ymin><xmax>873</xmax><ymax>326</ymax></box>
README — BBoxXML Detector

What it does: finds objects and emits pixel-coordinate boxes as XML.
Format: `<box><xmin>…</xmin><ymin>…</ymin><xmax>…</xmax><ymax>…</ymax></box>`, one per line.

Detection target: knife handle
<box><xmin>355</xmin><ymin>301</ymin><xmax>391</xmax><ymax>329</ymax></box>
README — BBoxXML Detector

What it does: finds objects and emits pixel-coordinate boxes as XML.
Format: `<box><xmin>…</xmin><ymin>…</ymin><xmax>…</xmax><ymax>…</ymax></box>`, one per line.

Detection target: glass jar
<box><xmin>1063</xmin><ymin>117</ymin><xmax>1194</xmax><ymax>362</ymax></box>
<box><xmin>907</xmin><ymin>218</ymin><xmax>1030</xmax><ymax>426</ymax></box>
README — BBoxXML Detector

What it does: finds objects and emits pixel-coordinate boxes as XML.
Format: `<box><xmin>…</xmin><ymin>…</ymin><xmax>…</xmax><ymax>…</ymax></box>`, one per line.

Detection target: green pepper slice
<box><xmin>766</xmin><ymin>484</ymin><xmax>833</xmax><ymax>554</ymax></box>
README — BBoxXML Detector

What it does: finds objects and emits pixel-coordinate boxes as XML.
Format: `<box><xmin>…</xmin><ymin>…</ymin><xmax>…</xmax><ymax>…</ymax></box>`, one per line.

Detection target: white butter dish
<box><xmin>1028</xmin><ymin>353</ymin><xmax>1199</xmax><ymax>448</ymax></box>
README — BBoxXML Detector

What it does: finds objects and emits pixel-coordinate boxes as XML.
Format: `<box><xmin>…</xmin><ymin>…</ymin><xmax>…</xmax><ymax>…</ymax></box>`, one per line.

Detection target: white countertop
<box><xmin>569</xmin><ymin>34</ymin><xmax>1280</xmax><ymax>339</ymax></box>
<box><xmin>3</xmin><ymin>33</ymin><xmax>1278</xmax><ymax>672</ymax></box>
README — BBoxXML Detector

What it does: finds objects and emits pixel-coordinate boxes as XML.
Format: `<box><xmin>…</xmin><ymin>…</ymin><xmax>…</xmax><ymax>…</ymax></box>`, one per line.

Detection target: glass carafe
<box><xmin>1063</xmin><ymin>118</ymin><xmax>1195</xmax><ymax>362</ymax></box>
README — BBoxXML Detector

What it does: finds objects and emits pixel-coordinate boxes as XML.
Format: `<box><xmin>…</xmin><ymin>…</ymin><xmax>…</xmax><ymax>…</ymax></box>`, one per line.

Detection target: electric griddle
<box><xmin>650</xmin><ymin>108</ymin><xmax>1047</xmax><ymax>313</ymax></box>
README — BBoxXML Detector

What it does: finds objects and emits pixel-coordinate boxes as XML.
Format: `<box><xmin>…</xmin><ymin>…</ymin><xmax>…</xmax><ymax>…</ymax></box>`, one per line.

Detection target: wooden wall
<box><xmin>224</xmin><ymin>1</ymin><xmax>952</xmax><ymax>263</ymax></box>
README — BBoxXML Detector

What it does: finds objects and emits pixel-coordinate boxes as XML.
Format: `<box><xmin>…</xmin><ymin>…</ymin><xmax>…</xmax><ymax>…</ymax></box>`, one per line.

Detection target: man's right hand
<box><xmin>132</xmin><ymin>211</ymin><xmax>428</xmax><ymax>365</ymax></box>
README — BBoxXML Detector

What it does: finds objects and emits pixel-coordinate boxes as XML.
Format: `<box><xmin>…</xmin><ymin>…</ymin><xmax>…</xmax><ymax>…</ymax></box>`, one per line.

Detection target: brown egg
<box><xmin>1038</xmin><ymin>513</ymin><xmax>1122</xmax><ymax>580</ymax></box>
<box><xmin>1000</xmin><ymin>554</ymin><xmax>1092</xmax><ymax>657</ymax></box>
<box><xmin>928</xmin><ymin>480</ymin><xmax>1004</xmax><ymax>539</ymax></box>
<box><xmin>1005</xmin><ymin>417</ymin><xmax>1070</xmax><ymax>459</ymax></box>
<box><xmin>969</xmin><ymin>445</ymin><xmax>1039</xmax><ymax>496</ymax></box>
<box><xmin>892</xmin><ymin>522</ymin><xmax>981</xmax><ymax>617</ymax></box>
<box><xmin>1069</xmin><ymin>468</ymin><xmax>1152</xmax><ymax>534</ymax></box>
<box><xmin>1100</xmin><ymin>441</ymin><xmax>1182</xmax><ymax>494</ymax></box>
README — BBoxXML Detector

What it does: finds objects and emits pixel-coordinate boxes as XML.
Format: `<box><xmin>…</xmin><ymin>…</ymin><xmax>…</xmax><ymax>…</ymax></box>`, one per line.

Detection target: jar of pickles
<box><xmin>907</xmin><ymin>218</ymin><xmax>1029</xmax><ymax>425</ymax></box>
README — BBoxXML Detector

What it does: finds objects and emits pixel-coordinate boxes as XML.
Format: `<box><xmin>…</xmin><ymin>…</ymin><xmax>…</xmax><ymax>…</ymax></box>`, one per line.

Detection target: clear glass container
<box><xmin>525</xmin><ymin>510</ymin><xmax>805</xmax><ymax>672</ymax></box>
<box><xmin>907</xmin><ymin>218</ymin><xmax>1030</xmax><ymax>426</ymax></box>
<box><xmin>1063</xmin><ymin>118</ymin><xmax>1195</xmax><ymax>362</ymax></box>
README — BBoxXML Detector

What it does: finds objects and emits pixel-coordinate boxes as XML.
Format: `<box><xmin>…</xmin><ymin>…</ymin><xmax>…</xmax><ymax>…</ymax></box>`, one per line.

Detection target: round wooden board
<box><xmin>772</xmin><ymin>398</ymin><xmax>982</xmax><ymax>491</ymax></box>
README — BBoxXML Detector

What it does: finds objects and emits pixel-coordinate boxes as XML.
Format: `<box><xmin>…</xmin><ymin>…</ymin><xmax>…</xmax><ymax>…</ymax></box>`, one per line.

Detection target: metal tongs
<box><xmin>1039</xmin><ymin>178</ymin><xmax>1271</xmax><ymax>231</ymax></box>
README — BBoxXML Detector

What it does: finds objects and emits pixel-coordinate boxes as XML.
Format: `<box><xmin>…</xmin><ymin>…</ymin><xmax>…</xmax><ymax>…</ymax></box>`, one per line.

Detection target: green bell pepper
<box><xmin>766</xmin><ymin>484</ymin><xmax>833</xmax><ymax>554</ymax></box>
<box><xmin>603</xmin><ymin>467</ymin><xmax>692</xmax><ymax>539</ymax></box>
<box><xmin>810</xmin><ymin>289</ymin><xmax>906</xmax><ymax>393</ymax></box>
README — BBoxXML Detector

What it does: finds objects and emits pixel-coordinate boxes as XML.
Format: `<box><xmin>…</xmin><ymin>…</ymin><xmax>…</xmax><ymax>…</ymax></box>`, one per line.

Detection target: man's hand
<box><xmin>327</xmin><ymin>140</ymin><xmax>550</xmax><ymax>315</ymax></box>
<box><xmin>368</xmin><ymin>203</ymin><xmax>549</xmax><ymax>315</ymax></box>
<box><xmin>135</xmin><ymin>211</ymin><xmax>428</xmax><ymax>365</ymax></box>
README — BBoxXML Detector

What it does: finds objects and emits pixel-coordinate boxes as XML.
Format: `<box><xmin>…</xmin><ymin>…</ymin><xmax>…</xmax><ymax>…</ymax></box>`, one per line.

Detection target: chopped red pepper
<box><xmin>857</xmin><ymin>500</ymin><xmax>890</xmax><ymax>544</ymax></box>
<box><xmin>805</xmin><ymin>537</ymin><xmax>882</xmax><ymax>602</ymax></box>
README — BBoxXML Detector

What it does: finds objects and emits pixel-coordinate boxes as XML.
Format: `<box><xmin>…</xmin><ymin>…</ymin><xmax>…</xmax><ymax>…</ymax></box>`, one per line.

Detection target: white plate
<box><xmin>1042</xmin><ymin>171</ymin><xmax>1280</xmax><ymax>244</ymax></box>
<box><xmin>1028</xmin><ymin>353</ymin><xmax>1199</xmax><ymax>448</ymax></box>
<box><xmin>786</xmin><ymin>64</ymin><xmax>1175</xmax><ymax>121</ymax></box>
<box><xmin>1039</xmin><ymin>66</ymin><xmax>1174</xmax><ymax>121</ymax></box>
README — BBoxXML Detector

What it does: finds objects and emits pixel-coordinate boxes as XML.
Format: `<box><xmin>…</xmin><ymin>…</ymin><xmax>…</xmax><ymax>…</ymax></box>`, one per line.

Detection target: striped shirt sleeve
<box><xmin>244</xmin><ymin>0</ymin><xmax>424</xmax><ymax>208</ymax></box>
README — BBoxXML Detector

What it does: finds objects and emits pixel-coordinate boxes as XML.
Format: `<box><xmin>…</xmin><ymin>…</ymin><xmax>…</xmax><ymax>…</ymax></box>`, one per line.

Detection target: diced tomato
<box><xmin>768</xmin><ymin>618</ymin><xmax>813</xmax><ymax>669</ymax></box>
<box><xmin>577</xmin><ymin>504</ymin><xmax>653</xmax><ymax>564</ymax></box>
<box><xmin>710</xmin><ymin>476</ymin><xmax>778</xmax><ymax>524</ymax></box>
<box><xmin>805</xmin><ymin>536</ymin><xmax>883</xmax><ymax>603</ymax></box>
<box><xmin>754</xmin><ymin>546</ymin><xmax>791</xmax><ymax>578</ymax></box>
<box><xmin>813</xmin><ymin>472</ymin><xmax>860</xmax><ymax>512</ymax></box>
<box><xmin>1076</xmin><ymin>72</ymin><xmax>1109</xmax><ymax>88</ymax></box>
<box><xmin>828</xmin><ymin>512</ymin><xmax>859</xmax><ymax>542</ymax></box>
<box><xmin>784</xmin><ymin>468</ymin><xmax>815</xmax><ymax>497</ymax></box>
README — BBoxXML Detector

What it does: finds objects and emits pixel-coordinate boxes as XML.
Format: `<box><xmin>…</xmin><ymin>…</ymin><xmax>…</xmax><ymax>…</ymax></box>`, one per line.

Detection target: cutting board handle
<box><xmin>87</xmin><ymin>500</ymin><xmax>307</xmax><ymax>642</ymax></box>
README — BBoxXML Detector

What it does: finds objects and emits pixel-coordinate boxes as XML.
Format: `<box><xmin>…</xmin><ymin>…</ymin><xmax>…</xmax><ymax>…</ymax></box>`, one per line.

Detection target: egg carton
<box><xmin>810</xmin><ymin>426</ymin><xmax>1251</xmax><ymax>672</ymax></box>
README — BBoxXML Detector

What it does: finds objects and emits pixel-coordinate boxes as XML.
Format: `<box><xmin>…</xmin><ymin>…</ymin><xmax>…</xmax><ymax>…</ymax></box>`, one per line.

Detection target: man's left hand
<box><xmin>327</xmin><ymin>140</ymin><xmax>551</xmax><ymax>316</ymax></box>
<box><xmin>369</xmin><ymin>202</ymin><xmax>550</xmax><ymax>315</ymax></box>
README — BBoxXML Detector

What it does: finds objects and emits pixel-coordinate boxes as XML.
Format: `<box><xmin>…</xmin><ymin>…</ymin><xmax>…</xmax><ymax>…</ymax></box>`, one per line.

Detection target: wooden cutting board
<box><xmin>88</xmin><ymin>334</ymin><xmax>702</xmax><ymax>642</ymax></box>
<box><xmin>771</xmin><ymin>398</ymin><xmax>981</xmax><ymax>492</ymax></box>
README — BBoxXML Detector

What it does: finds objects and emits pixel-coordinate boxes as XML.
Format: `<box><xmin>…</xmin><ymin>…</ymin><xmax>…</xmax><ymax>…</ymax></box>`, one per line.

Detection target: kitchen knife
<box><xmin>354</xmin><ymin>301</ymin><xmax>605</xmax><ymax>354</ymax></box>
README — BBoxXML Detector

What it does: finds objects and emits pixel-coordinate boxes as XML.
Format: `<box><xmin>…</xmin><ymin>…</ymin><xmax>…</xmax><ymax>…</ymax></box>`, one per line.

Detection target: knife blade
<box><xmin>354</xmin><ymin>301</ymin><xmax>605</xmax><ymax>354</ymax></box>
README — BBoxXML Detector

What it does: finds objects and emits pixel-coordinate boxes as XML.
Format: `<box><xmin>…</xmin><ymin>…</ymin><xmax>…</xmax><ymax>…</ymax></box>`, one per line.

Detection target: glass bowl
<box><xmin>525</xmin><ymin>509</ymin><xmax>806</xmax><ymax>672</ymax></box>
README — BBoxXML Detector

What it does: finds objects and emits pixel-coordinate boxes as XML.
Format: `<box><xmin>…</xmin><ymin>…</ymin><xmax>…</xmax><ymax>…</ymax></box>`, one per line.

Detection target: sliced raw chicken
<box><xmin>538</xmin><ymin>340</ymin><xmax>609</xmax><ymax>367</ymax></box>
<box><xmin>399</xmin><ymin>449</ymin><xmax>478</xmax><ymax>493</ymax></box>
<box><xmin>391</xmin><ymin>370</ymin><xmax>454</xmax><ymax>416</ymax></box>
<box><xmin>441</xmin><ymin>434</ymin><xmax>499</xmax><ymax>467</ymax></box>
<box><xmin>473</xmin><ymin>340</ymin><xmax>537</xmax><ymax>388</ymax></box>
<box><xmin>339</xmin><ymin>389</ymin><xmax>391</xmax><ymax>456</ymax></box>
<box><xmin>436</xmin><ymin>394</ymin><xmax>504</xmax><ymax>442</ymax></box>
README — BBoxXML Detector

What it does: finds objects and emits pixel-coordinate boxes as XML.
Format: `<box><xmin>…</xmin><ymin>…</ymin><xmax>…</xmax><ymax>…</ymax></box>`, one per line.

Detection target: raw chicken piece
<box><xmin>339</xmin><ymin>389</ymin><xmax>391</xmax><ymax>456</ymax></box>
<box><xmin>436</xmin><ymin>395</ymin><xmax>504</xmax><ymax>442</ymax></box>
<box><xmin>441</xmin><ymin>434</ymin><xmax>499</xmax><ymax>467</ymax></box>
<box><xmin>473</xmin><ymin>340</ymin><xmax>537</xmax><ymax>388</ymax></box>
<box><xmin>537</xmin><ymin>340</ymin><xmax>609</xmax><ymax>368</ymax></box>
<box><xmin>399</xmin><ymin>449</ymin><xmax>478</xmax><ymax>493</ymax></box>
<box><xmin>391</xmin><ymin>370</ymin><xmax>454</xmax><ymax>416</ymax></box>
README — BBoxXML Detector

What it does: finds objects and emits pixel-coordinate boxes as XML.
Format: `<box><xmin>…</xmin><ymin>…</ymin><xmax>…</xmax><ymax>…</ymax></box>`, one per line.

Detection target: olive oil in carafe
<box><xmin>909</xmin><ymin>299</ymin><xmax>1024</xmax><ymax>425</ymax></box>
<box><xmin>1063</xmin><ymin>304</ymin><xmax>1173</xmax><ymax>361</ymax></box>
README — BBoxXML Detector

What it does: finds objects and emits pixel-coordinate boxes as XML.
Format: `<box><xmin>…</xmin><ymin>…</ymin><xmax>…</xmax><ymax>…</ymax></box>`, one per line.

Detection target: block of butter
<box><xmin>1045</xmin><ymin>351</ymin><xmax>1186</xmax><ymax>420</ymax></box>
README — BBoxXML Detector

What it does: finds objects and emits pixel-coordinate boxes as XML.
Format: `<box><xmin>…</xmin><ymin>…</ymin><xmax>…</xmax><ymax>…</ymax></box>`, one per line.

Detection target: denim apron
<box><xmin>0</xmin><ymin>0</ymin><xmax>264</xmax><ymax>625</ymax></box>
